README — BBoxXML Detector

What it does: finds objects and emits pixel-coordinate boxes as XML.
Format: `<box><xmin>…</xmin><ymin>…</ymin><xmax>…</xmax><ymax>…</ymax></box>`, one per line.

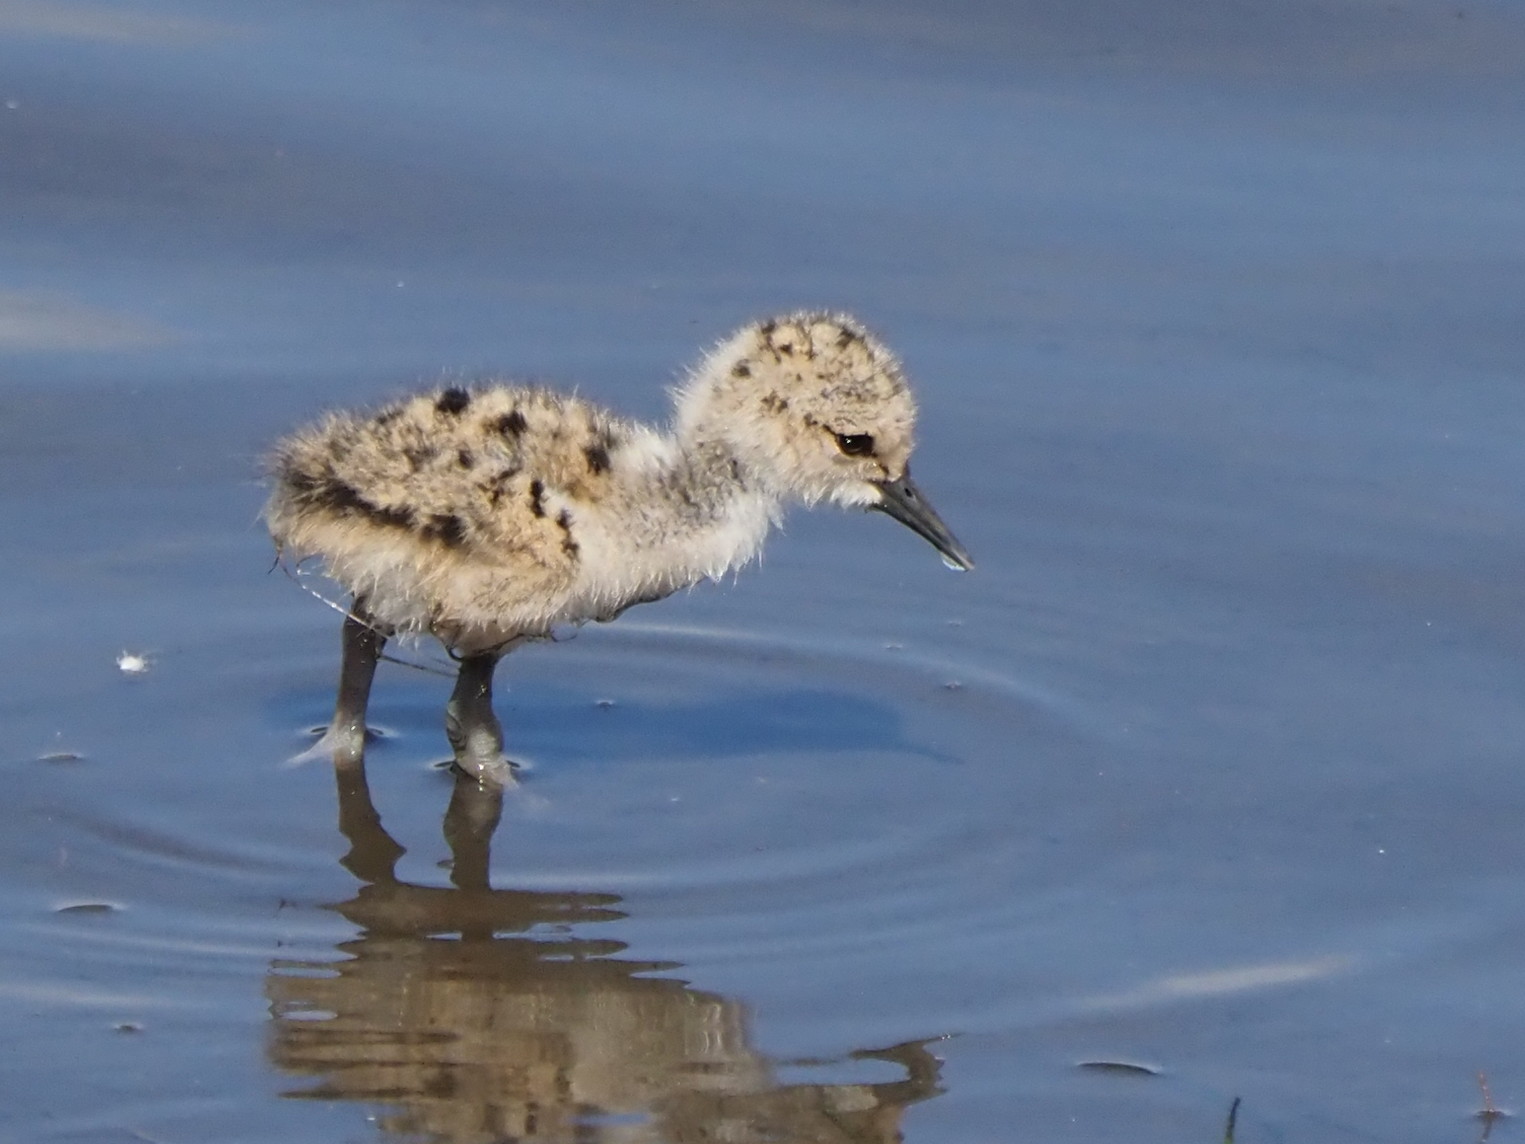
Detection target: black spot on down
<box><xmin>556</xmin><ymin>509</ymin><xmax>579</xmax><ymax>557</ymax></box>
<box><xmin>287</xmin><ymin>470</ymin><xmax>415</xmax><ymax>530</ymax></box>
<box><xmin>403</xmin><ymin>444</ymin><xmax>437</xmax><ymax>471</ymax></box>
<box><xmin>423</xmin><ymin>513</ymin><xmax>468</xmax><ymax>547</ymax></box>
<box><xmin>583</xmin><ymin>437</ymin><xmax>611</xmax><ymax>475</ymax></box>
<box><xmin>436</xmin><ymin>388</ymin><xmax>472</xmax><ymax>415</ymax></box>
<box><xmin>495</xmin><ymin>409</ymin><xmax>527</xmax><ymax>437</ymax></box>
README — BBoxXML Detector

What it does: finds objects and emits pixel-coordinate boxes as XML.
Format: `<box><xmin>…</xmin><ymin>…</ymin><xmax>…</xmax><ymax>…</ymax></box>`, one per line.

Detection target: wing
<box><xmin>265</xmin><ymin>384</ymin><xmax>631</xmax><ymax>646</ymax></box>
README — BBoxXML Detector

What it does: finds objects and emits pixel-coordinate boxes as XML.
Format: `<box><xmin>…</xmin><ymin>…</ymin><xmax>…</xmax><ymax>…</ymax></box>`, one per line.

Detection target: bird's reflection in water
<box><xmin>266</xmin><ymin>765</ymin><xmax>945</xmax><ymax>1143</ymax></box>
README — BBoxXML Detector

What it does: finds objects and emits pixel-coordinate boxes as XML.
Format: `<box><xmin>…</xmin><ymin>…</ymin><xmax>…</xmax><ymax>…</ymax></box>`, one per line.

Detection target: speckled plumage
<box><xmin>265</xmin><ymin>312</ymin><xmax>971</xmax><ymax>781</ymax></box>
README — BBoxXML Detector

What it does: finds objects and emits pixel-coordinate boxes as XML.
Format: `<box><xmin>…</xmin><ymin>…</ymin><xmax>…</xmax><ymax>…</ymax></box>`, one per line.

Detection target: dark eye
<box><xmin>835</xmin><ymin>433</ymin><xmax>875</xmax><ymax>457</ymax></box>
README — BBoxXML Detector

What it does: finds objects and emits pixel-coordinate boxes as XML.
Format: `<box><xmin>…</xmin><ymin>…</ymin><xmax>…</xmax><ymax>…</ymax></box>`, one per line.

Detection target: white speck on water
<box><xmin>116</xmin><ymin>651</ymin><xmax>151</xmax><ymax>675</ymax></box>
<box><xmin>4</xmin><ymin>99</ymin><xmax>18</xmax><ymax>111</ymax></box>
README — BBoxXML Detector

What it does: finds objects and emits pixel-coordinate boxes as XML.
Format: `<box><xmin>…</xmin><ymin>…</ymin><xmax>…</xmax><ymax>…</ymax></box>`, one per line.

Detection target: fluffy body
<box><xmin>266</xmin><ymin>313</ymin><xmax>922</xmax><ymax>656</ymax></box>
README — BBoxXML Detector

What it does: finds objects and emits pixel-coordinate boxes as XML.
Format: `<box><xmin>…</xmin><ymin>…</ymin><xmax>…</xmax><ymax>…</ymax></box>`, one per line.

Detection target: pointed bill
<box><xmin>871</xmin><ymin>471</ymin><xmax>974</xmax><ymax>571</ymax></box>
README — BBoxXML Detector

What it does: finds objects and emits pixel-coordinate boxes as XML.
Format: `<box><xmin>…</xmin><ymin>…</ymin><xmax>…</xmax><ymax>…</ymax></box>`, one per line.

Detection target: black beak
<box><xmin>871</xmin><ymin>471</ymin><xmax>974</xmax><ymax>571</ymax></box>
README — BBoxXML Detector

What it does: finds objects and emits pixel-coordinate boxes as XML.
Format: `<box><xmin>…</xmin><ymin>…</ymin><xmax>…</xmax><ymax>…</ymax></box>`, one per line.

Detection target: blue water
<box><xmin>4</xmin><ymin>1</ymin><xmax>1525</xmax><ymax>1141</ymax></box>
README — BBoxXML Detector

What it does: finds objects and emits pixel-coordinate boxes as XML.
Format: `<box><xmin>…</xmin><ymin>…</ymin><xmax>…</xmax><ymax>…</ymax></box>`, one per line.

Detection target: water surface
<box><xmin>4</xmin><ymin>1</ymin><xmax>1525</xmax><ymax>1141</ymax></box>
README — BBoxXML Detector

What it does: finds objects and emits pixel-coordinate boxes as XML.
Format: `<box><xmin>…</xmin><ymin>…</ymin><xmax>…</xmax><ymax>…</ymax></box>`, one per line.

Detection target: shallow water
<box><xmin>5</xmin><ymin>1</ymin><xmax>1525</xmax><ymax>1141</ymax></box>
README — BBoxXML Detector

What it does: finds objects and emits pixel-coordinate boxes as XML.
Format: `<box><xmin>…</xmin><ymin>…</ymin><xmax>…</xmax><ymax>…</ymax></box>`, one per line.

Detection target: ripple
<box><xmin>444</xmin><ymin>619</ymin><xmax>1107</xmax><ymax>997</ymax></box>
<box><xmin>36</xmin><ymin>750</ymin><xmax>86</xmax><ymax>764</ymax></box>
<box><xmin>53</xmin><ymin>901</ymin><xmax>122</xmax><ymax>916</ymax></box>
<box><xmin>12</xmin><ymin>613</ymin><xmax>1104</xmax><ymax>1055</ymax></box>
<box><xmin>1076</xmin><ymin>1060</ymin><xmax>1163</xmax><ymax>1077</ymax></box>
<box><xmin>504</xmin><ymin>618</ymin><xmax>1095</xmax><ymax>767</ymax></box>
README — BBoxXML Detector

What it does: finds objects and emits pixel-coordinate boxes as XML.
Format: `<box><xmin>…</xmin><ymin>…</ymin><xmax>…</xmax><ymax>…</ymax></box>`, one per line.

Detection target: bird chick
<box><xmin>266</xmin><ymin>312</ymin><xmax>972</xmax><ymax>783</ymax></box>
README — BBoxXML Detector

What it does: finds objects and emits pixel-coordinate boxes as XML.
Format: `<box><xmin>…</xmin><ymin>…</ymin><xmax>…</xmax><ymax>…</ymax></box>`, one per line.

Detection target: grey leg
<box><xmin>325</xmin><ymin>601</ymin><xmax>387</xmax><ymax>767</ymax></box>
<box><xmin>445</xmin><ymin>651</ymin><xmax>515</xmax><ymax>784</ymax></box>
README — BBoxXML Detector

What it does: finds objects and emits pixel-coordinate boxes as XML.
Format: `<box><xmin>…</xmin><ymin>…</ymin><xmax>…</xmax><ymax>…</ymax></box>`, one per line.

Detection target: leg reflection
<box><xmin>442</xmin><ymin>771</ymin><xmax>503</xmax><ymax>894</ymax></box>
<box><xmin>270</xmin><ymin>778</ymin><xmax>946</xmax><ymax>1143</ymax></box>
<box><xmin>333</xmin><ymin>763</ymin><xmax>405</xmax><ymax>886</ymax></box>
